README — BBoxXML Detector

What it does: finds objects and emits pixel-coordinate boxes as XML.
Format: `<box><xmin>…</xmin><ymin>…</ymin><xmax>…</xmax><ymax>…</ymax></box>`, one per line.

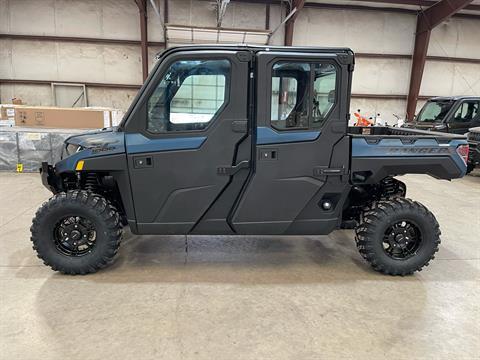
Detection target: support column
<box><xmin>135</xmin><ymin>0</ymin><xmax>149</xmax><ymax>82</ymax></box>
<box><xmin>405</xmin><ymin>0</ymin><xmax>473</xmax><ymax>120</ymax></box>
<box><xmin>284</xmin><ymin>0</ymin><xmax>305</xmax><ymax>46</ymax></box>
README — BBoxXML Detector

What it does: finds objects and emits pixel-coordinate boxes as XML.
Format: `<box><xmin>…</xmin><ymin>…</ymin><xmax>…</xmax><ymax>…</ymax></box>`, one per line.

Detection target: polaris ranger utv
<box><xmin>32</xmin><ymin>45</ymin><xmax>469</xmax><ymax>276</ymax></box>
<box><xmin>404</xmin><ymin>96</ymin><xmax>480</xmax><ymax>134</ymax></box>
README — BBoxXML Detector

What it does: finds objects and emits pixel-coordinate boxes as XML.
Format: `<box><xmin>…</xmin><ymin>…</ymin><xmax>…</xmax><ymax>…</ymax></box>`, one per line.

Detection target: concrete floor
<box><xmin>0</xmin><ymin>172</ymin><xmax>479</xmax><ymax>360</ymax></box>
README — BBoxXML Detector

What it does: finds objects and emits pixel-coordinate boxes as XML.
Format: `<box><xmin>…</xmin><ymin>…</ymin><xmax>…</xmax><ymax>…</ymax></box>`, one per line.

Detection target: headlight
<box><xmin>62</xmin><ymin>143</ymin><xmax>84</xmax><ymax>159</ymax></box>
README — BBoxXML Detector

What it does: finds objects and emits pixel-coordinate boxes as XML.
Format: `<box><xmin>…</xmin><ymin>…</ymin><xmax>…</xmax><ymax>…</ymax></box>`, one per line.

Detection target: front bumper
<box><xmin>40</xmin><ymin>162</ymin><xmax>60</xmax><ymax>193</ymax></box>
<box><xmin>468</xmin><ymin>141</ymin><xmax>480</xmax><ymax>166</ymax></box>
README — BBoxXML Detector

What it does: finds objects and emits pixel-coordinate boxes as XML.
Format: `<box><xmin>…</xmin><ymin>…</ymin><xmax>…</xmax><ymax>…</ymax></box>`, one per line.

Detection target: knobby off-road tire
<box><xmin>355</xmin><ymin>198</ymin><xmax>440</xmax><ymax>276</ymax></box>
<box><xmin>31</xmin><ymin>190</ymin><xmax>122</xmax><ymax>275</ymax></box>
<box><xmin>466</xmin><ymin>162</ymin><xmax>475</xmax><ymax>174</ymax></box>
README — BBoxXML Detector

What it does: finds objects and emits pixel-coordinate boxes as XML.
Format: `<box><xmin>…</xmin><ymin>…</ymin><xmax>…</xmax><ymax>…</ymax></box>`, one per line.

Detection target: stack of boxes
<box><xmin>0</xmin><ymin>104</ymin><xmax>124</xmax><ymax>129</ymax></box>
<box><xmin>0</xmin><ymin>100</ymin><xmax>125</xmax><ymax>172</ymax></box>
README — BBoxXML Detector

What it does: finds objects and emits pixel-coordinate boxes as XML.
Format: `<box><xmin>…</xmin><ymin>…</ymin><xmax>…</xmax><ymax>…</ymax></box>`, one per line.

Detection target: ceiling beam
<box><xmin>406</xmin><ymin>0</ymin><xmax>474</xmax><ymax>121</ymax></box>
<box><xmin>284</xmin><ymin>0</ymin><xmax>306</xmax><ymax>46</ymax></box>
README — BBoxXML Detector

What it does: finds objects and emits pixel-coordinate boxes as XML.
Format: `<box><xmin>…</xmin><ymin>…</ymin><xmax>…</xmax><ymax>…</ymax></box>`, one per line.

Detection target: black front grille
<box><xmin>468</xmin><ymin>131</ymin><xmax>480</xmax><ymax>142</ymax></box>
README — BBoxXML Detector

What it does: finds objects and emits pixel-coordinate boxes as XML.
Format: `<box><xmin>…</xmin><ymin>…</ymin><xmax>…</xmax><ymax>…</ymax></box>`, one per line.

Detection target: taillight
<box><xmin>456</xmin><ymin>144</ymin><xmax>469</xmax><ymax>166</ymax></box>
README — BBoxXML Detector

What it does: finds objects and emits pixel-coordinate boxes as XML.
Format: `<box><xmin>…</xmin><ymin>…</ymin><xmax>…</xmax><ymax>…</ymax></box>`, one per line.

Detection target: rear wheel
<box><xmin>31</xmin><ymin>190</ymin><xmax>122</xmax><ymax>274</ymax></box>
<box><xmin>355</xmin><ymin>198</ymin><xmax>440</xmax><ymax>276</ymax></box>
<box><xmin>466</xmin><ymin>162</ymin><xmax>475</xmax><ymax>174</ymax></box>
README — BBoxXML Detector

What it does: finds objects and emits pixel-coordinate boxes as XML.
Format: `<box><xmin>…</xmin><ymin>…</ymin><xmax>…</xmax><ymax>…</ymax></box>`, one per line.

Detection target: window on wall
<box><xmin>270</xmin><ymin>61</ymin><xmax>337</xmax><ymax>131</ymax></box>
<box><xmin>147</xmin><ymin>59</ymin><xmax>230</xmax><ymax>133</ymax></box>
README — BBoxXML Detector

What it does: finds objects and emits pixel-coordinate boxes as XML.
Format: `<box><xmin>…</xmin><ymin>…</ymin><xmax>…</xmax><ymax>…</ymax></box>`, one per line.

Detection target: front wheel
<box><xmin>355</xmin><ymin>198</ymin><xmax>440</xmax><ymax>276</ymax></box>
<box><xmin>31</xmin><ymin>190</ymin><xmax>122</xmax><ymax>274</ymax></box>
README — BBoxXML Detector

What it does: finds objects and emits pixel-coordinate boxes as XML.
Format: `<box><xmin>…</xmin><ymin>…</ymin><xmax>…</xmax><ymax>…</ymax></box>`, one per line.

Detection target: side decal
<box><xmin>125</xmin><ymin>133</ymin><xmax>207</xmax><ymax>154</ymax></box>
<box><xmin>257</xmin><ymin>127</ymin><xmax>320</xmax><ymax>145</ymax></box>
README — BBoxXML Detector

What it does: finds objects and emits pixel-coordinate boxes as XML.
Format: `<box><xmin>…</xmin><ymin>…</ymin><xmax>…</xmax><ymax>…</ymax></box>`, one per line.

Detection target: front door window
<box><xmin>147</xmin><ymin>59</ymin><xmax>231</xmax><ymax>133</ymax></box>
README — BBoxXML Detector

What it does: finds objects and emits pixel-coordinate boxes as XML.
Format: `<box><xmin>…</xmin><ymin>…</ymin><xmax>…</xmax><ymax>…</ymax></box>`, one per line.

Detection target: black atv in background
<box><xmin>404</xmin><ymin>96</ymin><xmax>480</xmax><ymax>134</ymax></box>
<box><xmin>467</xmin><ymin>127</ymin><xmax>480</xmax><ymax>174</ymax></box>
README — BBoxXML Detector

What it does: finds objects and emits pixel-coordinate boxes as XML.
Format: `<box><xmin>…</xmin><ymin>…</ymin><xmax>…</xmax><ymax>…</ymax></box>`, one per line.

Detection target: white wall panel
<box><xmin>169</xmin><ymin>0</ymin><xmax>267</xmax><ymax>30</ymax></box>
<box><xmin>0</xmin><ymin>83</ymin><xmax>53</xmax><ymax>106</ymax></box>
<box><xmin>56</xmin><ymin>42</ymin><xmax>106</xmax><ymax>83</ymax></box>
<box><xmin>87</xmin><ymin>87</ymin><xmax>139</xmax><ymax>111</ymax></box>
<box><xmin>352</xmin><ymin>58</ymin><xmax>411</xmax><ymax>95</ymax></box>
<box><xmin>147</xmin><ymin>0</ymin><xmax>165</xmax><ymax>42</ymax></box>
<box><xmin>294</xmin><ymin>8</ymin><xmax>416</xmax><ymax>54</ymax></box>
<box><xmin>3</xmin><ymin>0</ymin><xmax>143</xmax><ymax>40</ymax></box>
<box><xmin>101</xmin><ymin>0</ymin><xmax>140</xmax><ymax>41</ymax></box>
<box><xmin>429</xmin><ymin>18</ymin><xmax>480</xmax><ymax>60</ymax></box>
<box><xmin>223</xmin><ymin>2</ymin><xmax>267</xmax><ymax>30</ymax></box>
<box><xmin>2</xmin><ymin>39</ymin><xmax>143</xmax><ymax>85</ymax></box>
<box><xmin>54</xmin><ymin>0</ymin><xmax>103</xmax><ymax>38</ymax></box>
<box><xmin>451</xmin><ymin>63</ymin><xmax>480</xmax><ymax>95</ymax></box>
<box><xmin>268</xmin><ymin>5</ymin><xmax>285</xmax><ymax>46</ymax></box>
<box><xmin>148</xmin><ymin>46</ymin><xmax>162</xmax><ymax>72</ymax></box>
<box><xmin>421</xmin><ymin>61</ymin><xmax>455</xmax><ymax>96</ymax></box>
<box><xmin>102</xmin><ymin>45</ymin><xmax>142</xmax><ymax>84</ymax></box>
<box><xmin>169</xmin><ymin>0</ymin><xmax>216</xmax><ymax>28</ymax></box>
<box><xmin>0</xmin><ymin>0</ymin><xmax>10</xmax><ymax>33</ymax></box>
<box><xmin>421</xmin><ymin>61</ymin><xmax>480</xmax><ymax>97</ymax></box>
<box><xmin>7</xmin><ymin>0</ymin><xmax>56</xmax><ymax>35</ymax></box>
<box><xmin>8</xmin><ymin>40</ymin><xmax>58</xmax><ymax>80</ymax></box>
<box><xmin>0</xmin><ymin>39</ymin><xmax>13</xmax><ymax>78</ymax></box>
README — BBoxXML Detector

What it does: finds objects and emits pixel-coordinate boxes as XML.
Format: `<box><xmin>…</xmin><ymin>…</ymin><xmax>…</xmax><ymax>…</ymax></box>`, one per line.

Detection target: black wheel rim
<box><xmin>53</xmin><ymin>216</ymin><xmax>97</xmax><ymax>257</ymax></box>
<box><xmin>383</xmin><ymin>220</ymin><xmax>422</xmax><ymax>260</ymax></box>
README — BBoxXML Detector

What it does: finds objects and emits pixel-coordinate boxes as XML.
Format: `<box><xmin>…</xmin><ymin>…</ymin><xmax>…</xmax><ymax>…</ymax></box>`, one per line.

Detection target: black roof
<box><xmin>156</xmin><ymin>44</ymin><xmax>354</xmax><ymax>59</ymax></box>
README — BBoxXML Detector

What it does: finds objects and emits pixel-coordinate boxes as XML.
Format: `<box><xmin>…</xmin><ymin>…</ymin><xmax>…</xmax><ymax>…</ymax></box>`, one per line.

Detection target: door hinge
<box><xmin>217</xmin><ymin>160</ymin><xmax>250</xmax><ymax>176</ymax></box>
<box><xmin>313</xmin><ymin>166</ymin><xmax>348</xmax><ymax>177</ymax></box>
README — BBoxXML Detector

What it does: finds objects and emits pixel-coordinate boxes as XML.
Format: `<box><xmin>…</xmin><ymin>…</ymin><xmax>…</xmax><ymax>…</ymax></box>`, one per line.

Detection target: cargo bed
<box><xmin>348</xmin><ymin>126</ymin><xmax>468</xmax><ymax>183</ymax></box>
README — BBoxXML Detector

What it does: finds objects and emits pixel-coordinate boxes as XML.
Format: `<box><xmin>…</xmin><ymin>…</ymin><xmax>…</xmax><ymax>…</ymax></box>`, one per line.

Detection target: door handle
<box><xmin>217</xmin><ymin>160</ymin><xmax>250</xmax><ymax>176</ymax></box>
<box><xmin>258</xmin><ymin>149</ymin><xmax>278</xmax><ymax>160</ymax></box>
<box><xmin>133</xmin><ymin>156</ymin><xmax>153</xmax><ymax>169</ymax></box>
<box><xmin>313</xmin><ymin>166</ymin><xmax>347</xmax><ymax>177</ymax></box>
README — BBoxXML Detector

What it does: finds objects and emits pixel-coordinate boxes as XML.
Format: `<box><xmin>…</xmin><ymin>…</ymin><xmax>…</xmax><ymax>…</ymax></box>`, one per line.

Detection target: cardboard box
<box><xmin>13</xmin><ymin>106</ymin><xmax>113</xmax><ymax>129</ymax></box>
<box><xmin>11</xmin><ymin>98</ymin><xmax>23</xmax><ymax>105</ymax></box>
<box><xmin>0</xmin><ymin>104</ymin><xmax>17</xmax><ymax>126</ymax></box>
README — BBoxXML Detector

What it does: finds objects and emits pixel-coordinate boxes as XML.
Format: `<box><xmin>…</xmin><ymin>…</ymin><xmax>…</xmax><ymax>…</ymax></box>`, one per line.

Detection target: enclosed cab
<box><xmin>405</xmin><ymin>96</ymin><xmax>480</xmax><ymax>134</ymax></box>
<box><xmin>32</xmin><ymin>45</ymin><xmax>468</xmax><ymax>276</ymax></box>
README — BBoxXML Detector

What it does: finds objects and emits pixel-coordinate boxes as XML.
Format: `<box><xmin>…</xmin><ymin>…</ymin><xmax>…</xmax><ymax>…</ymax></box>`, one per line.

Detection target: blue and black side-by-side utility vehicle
<box><xmin>32</xmin><ymin>45</ymin><xmax>470</xmax><ymax>276</ymax></box>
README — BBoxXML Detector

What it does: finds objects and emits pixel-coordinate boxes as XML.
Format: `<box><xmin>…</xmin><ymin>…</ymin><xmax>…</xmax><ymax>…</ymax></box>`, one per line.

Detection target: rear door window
<box><xmin>270</xmin><ymin>61</ymin><xmax>337</xmax><ymax>131</ymax></box>
<box><xmin>271</xmin><ymin>63</ymin><xmax>310</xmax><ymax>130</ymax></box>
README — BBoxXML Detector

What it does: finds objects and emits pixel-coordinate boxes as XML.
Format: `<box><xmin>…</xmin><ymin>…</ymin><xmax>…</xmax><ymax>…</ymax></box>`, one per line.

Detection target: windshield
<box><xmin>417</xmin><ymin>100</ymin><xmax>455</xmax><ymax>123</ymax></box>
